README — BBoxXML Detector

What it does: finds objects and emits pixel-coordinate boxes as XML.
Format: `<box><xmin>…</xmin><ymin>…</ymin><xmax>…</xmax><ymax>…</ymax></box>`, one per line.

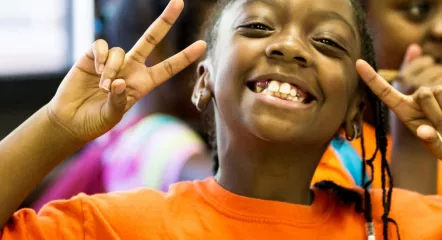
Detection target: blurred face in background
<box><xmin>365</xmin><ymin>0</ymin><xmax>442</xmax><ymax>69</ymax></box>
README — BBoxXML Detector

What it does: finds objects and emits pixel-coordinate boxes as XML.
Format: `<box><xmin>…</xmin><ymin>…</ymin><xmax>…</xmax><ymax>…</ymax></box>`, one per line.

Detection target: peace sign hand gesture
<box><xmin>47</xmin><ymin>0</ymin><xmax>206</xmax><ymax>142</ymax></box>
<box><xmin>357</xmin><ymin>60</ymin><xmax>442</xmax><ymax>159</ymax></box>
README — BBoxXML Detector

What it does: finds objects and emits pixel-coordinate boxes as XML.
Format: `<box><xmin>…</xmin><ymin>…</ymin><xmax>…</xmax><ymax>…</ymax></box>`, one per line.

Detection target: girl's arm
<box><xmin>0</xmin><ymin>106</ymin><xmax>86</xmax><ymax>227</ymax></box>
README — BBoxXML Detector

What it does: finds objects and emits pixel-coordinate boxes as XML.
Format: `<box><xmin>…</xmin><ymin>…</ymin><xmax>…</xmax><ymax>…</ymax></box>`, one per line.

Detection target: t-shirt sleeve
<box><xmin>2</xmin><ymin>189</ymin><xmax>168</xmax><ymax>240</ymax></box>
<box><xmin>1</xmin><ymin>196</ymin><xmax>86</xmax><ymax>240</ymax></box>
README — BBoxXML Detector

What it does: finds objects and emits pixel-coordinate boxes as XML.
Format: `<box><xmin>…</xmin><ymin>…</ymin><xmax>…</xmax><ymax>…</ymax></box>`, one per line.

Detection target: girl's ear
<box><xmin>343</xmin><ymin>93</ymin><xmax>366</xmax><ymax>141</ymax></box>
<box><xmin>192</xmin><ymin>61</ymin><xmax>213</xmax><ymax>112</ymax></box>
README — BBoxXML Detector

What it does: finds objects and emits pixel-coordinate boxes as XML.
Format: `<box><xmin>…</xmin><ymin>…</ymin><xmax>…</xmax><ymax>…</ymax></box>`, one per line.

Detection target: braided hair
<box><xmin>203</xmin><ymin>0</ymin><xmax>399</xmax><ymax>239</ymax></box>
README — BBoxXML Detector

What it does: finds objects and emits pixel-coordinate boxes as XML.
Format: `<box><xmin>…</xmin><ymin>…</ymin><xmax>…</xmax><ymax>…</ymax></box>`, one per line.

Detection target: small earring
<box><xmin>345</xmin><ymin>124</ymin><xmax>359</xmax><ymax>141</ymax></box>
<box><xmin>196</xmin><ymin>90</ymin><xmax>208</xmax><ymax>112</ymax></box>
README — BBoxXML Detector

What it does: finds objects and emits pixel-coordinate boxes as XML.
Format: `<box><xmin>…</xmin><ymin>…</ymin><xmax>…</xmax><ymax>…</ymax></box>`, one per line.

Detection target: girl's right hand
<box><xmin>47</xmin><ymin>0</ymin><xmax>206</xmax><ymax>142</ymax></box>
<box><xmin>357</xmin><ymin>60</ymin><xmax>442</xmax><ymax>159</ymax></box>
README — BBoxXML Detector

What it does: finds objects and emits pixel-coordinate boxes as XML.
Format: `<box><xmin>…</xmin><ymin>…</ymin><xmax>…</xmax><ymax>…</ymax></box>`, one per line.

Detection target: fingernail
<box><xmin>102</xmin><ymin>79</ymin><xmax>111</xmax><ymax>91</ymax></box>
<box><xmin>98</xmin><ymin>64</ymin><xmax>105</xmax><ymax>74</ymax></box>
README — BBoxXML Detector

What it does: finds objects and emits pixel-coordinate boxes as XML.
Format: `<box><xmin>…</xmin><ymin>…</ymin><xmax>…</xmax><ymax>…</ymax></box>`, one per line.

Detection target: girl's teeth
<box><xmin>253</xmin><ymin>80</ymin><xmax>309</xmax><ymax>103</ymax></box>
<box><xmin>268</xmin><ymin>81</ymin><xmax>280</xmax><ymax>92</ymax></box>
<box><xmin>279</xmin><ymin>83</ymin><xmax>291</xmax><ymax>94</ymax></box>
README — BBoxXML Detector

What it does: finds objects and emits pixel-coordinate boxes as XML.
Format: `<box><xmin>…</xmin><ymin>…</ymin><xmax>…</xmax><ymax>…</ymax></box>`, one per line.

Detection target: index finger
<box><xmin>356</xmin><ymin>59</ymin><xmax>405</xmax><ymax>109</ymax></box>
<box><xmin>126</xmin><ymin>0</ymin><xmax>184</xmax><ymax>63</ymax></box>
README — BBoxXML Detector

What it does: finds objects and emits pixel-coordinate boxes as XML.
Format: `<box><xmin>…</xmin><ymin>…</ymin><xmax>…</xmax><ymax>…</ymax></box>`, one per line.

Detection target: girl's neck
<box><xmin>215</xmin><ymin>129</ymin><xmax>328</xmax><ymax>206</ymax></box>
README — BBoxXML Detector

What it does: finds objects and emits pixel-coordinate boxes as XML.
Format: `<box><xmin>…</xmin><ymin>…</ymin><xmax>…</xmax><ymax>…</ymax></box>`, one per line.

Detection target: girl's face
<box><xmin>201</xmin><ymin>0</ymin><xmax>363</xmax><ymax>146</ymax></box>
<box><xmin>366</xmin><ymin>0</ymin><xmax>442</xmax><ymax>69</ymax></box>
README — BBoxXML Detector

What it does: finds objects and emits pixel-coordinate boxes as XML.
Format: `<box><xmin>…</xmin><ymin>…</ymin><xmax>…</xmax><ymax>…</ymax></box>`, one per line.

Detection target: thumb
<box><xmin>401</xmin><ymin>44</ymin><xmax>422</xmax><ymax>68</ymax></box>
<box><xmin>417</xmin><ymin>124</ymin><xmax>442</xmax><ymax>159</ymax></box>
<box><xmin>103</xmin><ymin>79</ymin><xmax>127</xmax><ymax>125</ymax></box>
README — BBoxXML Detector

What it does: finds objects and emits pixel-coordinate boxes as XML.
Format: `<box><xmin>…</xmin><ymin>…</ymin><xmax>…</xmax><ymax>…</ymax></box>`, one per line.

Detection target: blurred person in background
<box><xmin>364</xmin><ymin>0</ymin><xmax>442</xmax><ymax>195</ymax></box>
<box><xmin>310</xmin><ymin>0</ymin><xmax>442</xmax><ymax>196</ymax></box>
<box><xmin>338</xmin><ymin>0</ymin><xmax>442</xmax><ymax>195</ymax></box>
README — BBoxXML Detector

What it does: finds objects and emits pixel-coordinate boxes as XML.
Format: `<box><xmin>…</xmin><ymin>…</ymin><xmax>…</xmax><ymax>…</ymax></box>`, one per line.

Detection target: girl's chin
<box><xmin>247</xmin><ymin>121</ymin><xmax>311</xmax><ymax>143</ymax></box>
<box><xmin>243</xmin><ymin>117</ymin><xmax>335</xmax><ymax>147</ymax></box>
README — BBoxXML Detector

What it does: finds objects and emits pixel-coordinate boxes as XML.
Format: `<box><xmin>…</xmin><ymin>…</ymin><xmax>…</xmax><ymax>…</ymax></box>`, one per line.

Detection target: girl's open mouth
<box><xmin>246</xmin><ymin>80</ymin><xmax>315</xmax><ymax>104</ymax></box>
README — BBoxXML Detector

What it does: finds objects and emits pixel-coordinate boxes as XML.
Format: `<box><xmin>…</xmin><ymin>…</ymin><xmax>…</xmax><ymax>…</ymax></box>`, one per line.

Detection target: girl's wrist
<box><xmin>43</xmin><ymin>104</ymin><xmax>88</xmax><ymax>150</ymax></box>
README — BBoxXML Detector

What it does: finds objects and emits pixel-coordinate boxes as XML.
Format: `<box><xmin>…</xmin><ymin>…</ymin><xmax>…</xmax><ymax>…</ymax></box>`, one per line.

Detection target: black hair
<box><xmin>203</xmin><ymin>0</ymin><xmax>399</xmax><ymax>239</ymax></box>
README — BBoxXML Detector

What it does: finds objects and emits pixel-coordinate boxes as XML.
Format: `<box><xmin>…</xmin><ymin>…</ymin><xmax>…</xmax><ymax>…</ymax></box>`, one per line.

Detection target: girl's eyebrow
<box><xmin>309</xmin><ymin>10</ymin><xmax>357</xmax><ymax>39</ymax></box>
<box><xmin>244</xmin><ymin>0</ymin><xmax>285</xmax><ymax>9</ymax></box>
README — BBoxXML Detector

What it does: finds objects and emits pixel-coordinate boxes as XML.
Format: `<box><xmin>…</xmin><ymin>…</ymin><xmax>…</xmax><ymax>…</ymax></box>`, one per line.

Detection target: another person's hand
<box><xmin>357</xmin><ymin>60</ymin><xmax>442</xmax><ymax>159</ymax></box>
<box><xmin>47</xmin><ymin>0</ymin><xmax>206</xmax><ymax>142</ymax></box>
<box><xmin>393</xmin><ymin>44</ymin><xmax>442</xmax><ymax>94</ymax></box>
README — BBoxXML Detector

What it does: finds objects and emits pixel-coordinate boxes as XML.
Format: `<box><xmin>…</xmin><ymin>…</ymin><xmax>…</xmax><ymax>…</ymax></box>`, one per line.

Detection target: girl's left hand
<box><xmin>357</xmin><ymin>60</ymin><xmax>442</xmax><ymax>159</ymax></box>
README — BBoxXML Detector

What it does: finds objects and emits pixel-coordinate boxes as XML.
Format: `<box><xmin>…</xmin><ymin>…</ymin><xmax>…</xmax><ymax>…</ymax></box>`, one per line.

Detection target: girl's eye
<box><xmin>315</xmin><ymin>38</ymin><xmax>345</xmax><ymax>51</ymax></box>
<box><xmin>243</xmin><ymin>23</ymin><xmax>273</xmax><ymax>31</ymax></box>
<box><xmin>405</xmin><ymin>2</ymin><xmax>431</xmax><ymax>22</ymax></box>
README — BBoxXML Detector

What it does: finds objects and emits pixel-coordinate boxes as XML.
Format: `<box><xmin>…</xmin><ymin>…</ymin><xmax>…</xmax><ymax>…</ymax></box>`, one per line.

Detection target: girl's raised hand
<box><xmin>47</xmin><ymin>0</ymin><xmax>206</xmax><ymax>142</ymax></box>
<box><xmin>357</xmin><ymin>60</ymin><xmax>442</xmax><ymax>159</ymax></box>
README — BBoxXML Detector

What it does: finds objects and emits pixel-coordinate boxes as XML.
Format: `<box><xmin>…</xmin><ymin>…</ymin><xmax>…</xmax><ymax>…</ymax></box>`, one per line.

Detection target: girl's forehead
<box><xmin>220</xmin><ymin>0</ymin><xmax>358</xmax><ymax>36</ymax></box>
<box><xmin>234</xmin><ymin>0</ymin><xmax>354</xmax><ymax>12</ymax></box>
<box><xmin>224</xmin><ymin>0</ymin><xmax>357</xmax><ymax>26</ymax></box>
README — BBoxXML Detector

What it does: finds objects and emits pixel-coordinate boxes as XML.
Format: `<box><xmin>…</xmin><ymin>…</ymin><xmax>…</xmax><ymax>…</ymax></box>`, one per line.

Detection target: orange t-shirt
<box><xmin>313</xmin><ymin>124</ymin><xmax>442</xmax><ymax>194</ymax></box>
<box><xmin>2</xmin><ymin>178</ymin><xmax>441</xmax><ymax>239</ymax></box>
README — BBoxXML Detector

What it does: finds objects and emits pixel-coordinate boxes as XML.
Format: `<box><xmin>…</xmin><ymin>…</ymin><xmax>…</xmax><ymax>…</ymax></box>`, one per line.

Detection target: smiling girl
<box><xmin>1</xmin><ymin>0</ymin><xmax>442</xmax><ymax>239</ymax></box>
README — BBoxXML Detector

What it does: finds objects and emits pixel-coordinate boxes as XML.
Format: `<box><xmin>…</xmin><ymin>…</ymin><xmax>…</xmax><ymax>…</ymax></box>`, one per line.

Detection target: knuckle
<box><xmin>163</xmin><ymin>60</ymin><xmax>174</xmax><ymax>77</ymax></box>
<box><xmin>128</xmin><ymin>50</ymin><xmax>145</xmax><ymax>63</ymax></box>
<box><xmin>417</xmin><ymin>87</ymin><xmax>433</xmax><ymax>99</ymax></box>
<box><xmin>146</xmin><ymin>67</ymin><xmax>159</xmax><ymax>86</ymax></box>
<box><xmin>110</xmin><ymin>47</ymin><xmax>125</xmax><ymax>55</ymax></box>
<box><xmin>379</xmin><ymin>85</ymin><xmax>392</xmax><ymax>97</ymax></box>
<box><xmin>105</xmin><ymin>67</ymin><xmax>118</xmax><ymax>78</ymax></box>
<box><xmin>94</xmin><ymin>39</ymin><xmax>108</xmax><ymax>50</ymax></box>
<box><xmin>182</xmin><ymin>51</ymin><xmax>191</xmax><ymax>64</ymax></box>
<box><xmin>160</xmin><ymin>15</ymin><xmax>173</xmax><ymax>26</ymax></box>
<box><xmin>433</xmin><ymin>85</ymin><xmax>442</xmax><ymax>95</ymax></box>
<box><xmin>143</xmin><ymin>33</ymin><xmax>158</xmax><ymax>46</ymax></box>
